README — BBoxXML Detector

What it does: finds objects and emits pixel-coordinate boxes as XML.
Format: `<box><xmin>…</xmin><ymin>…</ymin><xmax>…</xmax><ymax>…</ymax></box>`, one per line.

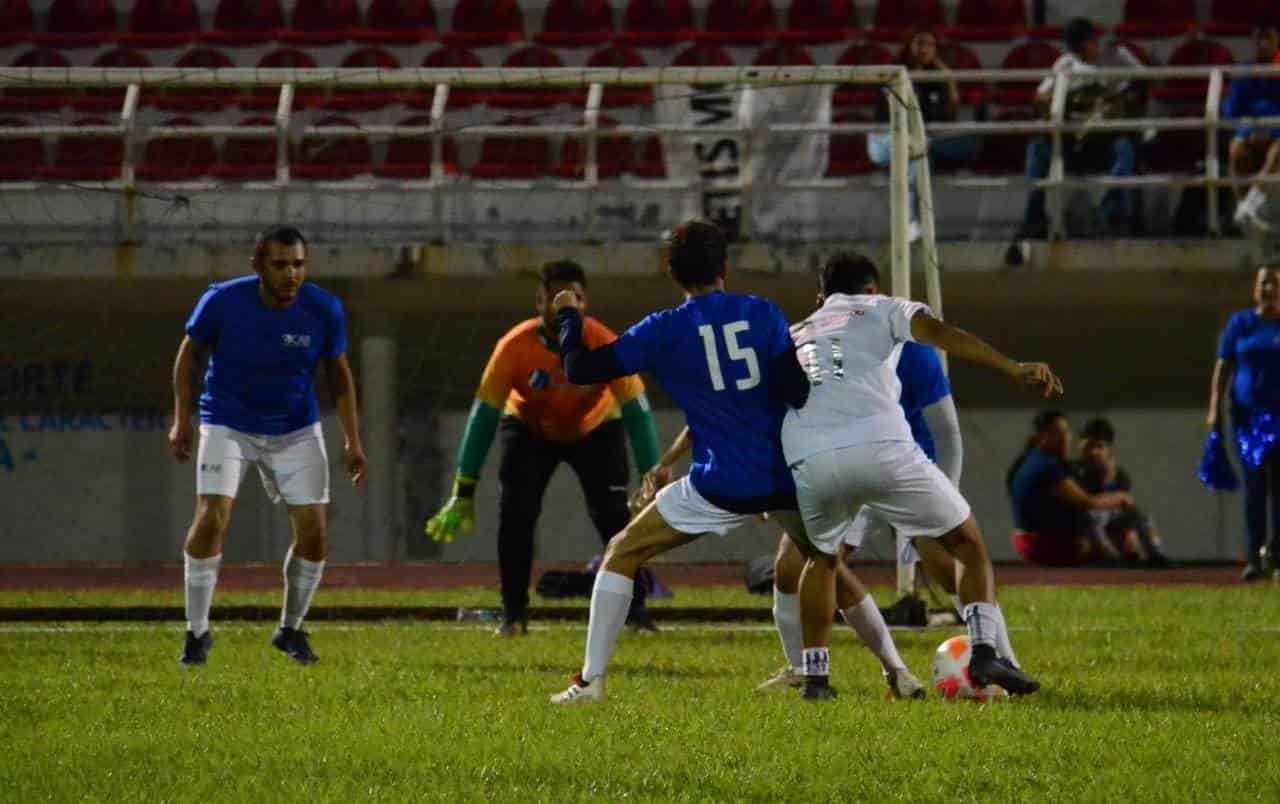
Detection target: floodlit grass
<box><xmin>2</xmin><ymin>586</ymin><xmax>1280</xmax><ymax>801</ymax></box>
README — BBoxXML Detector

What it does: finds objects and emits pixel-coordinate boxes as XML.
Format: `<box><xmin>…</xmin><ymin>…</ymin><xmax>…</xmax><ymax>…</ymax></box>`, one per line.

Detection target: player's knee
<box><xmin>773</xmin><ymin>539</ymin><xmax>804</xmax><ymax>593</ymax></box>
<box><xmin>190</xmin><ymin>500</ymin><xmax>231</xmax><ymax>542</ymax></box>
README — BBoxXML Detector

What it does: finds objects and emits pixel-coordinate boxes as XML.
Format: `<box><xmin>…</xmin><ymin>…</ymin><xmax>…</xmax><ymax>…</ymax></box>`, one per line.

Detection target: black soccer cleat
<box><xmin>968</xmin><ymin>643</ymin><xmax>1040</xmax><ymax>696</ymax></box>
<box><xmin>271</xmin><ymin>626</ymin><xmax>318</xmax><ymax>665</ymax></box>
<box><xmin>880</xmin><ymin>595</ymin><xmax>928</xmax><ymax>628</ymax></box>
<box><xmin>1242</xmin><ymin>562</ymin><xmax>1264</xmax><ymax>583</ymax></box>
<box><xmin>801</xmin><ymin>676</ymin><xmax>838</xmax><ymax>701</ymax></box>
<box><xmin>179</xmin><ymin>630</ymin><xmax>213</xmax><ymax>667</ymax></box>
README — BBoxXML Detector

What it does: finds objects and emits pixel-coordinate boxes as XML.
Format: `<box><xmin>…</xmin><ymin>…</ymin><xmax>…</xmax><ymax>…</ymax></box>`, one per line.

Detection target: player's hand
<box><xmin>425</xmin><ymin>496</ymin><xmax>475</xmax><ymax>544</ymax></box>
<box><xmin>552</xmin><ymin>289</ymin><xmax>584</xmax><ymax>315</ymax></box>
<box><xmin>169</xmin><ymin>418</ymin><xmax>193</xmax><ymax>461</ymax></box>
<box><xmin>345</xmin><ymin>441</ymin><xmax>367</xmax><ymax>487</ymax></box>
<box><xmin>1013</xmin><ymin>362</ymin><xmax>1063</xmax><ymax>398</ymax></box>
<box><xmin>629</xmin><ymin>465</ymin><xmax>672</xmax><ymax>514</ymax></box>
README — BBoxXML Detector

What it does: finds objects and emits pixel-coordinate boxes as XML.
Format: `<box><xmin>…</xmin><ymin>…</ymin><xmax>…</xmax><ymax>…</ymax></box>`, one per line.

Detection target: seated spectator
<box><xmin>1007</xmin><ymin>411</ymin><xmax>1135</xmax><ymax>567</ymax></box>
<box><xmin>1227</xmin><ymin>24</ymin><xmax>1280</xmax><ymax>232</ymax></box>
<box><xmin>1006</xmin><ymin>17</ymin><xmax>1139</xmax><ymax>262</ymax></box>
<box><xmin>1072</xmin><ymin>418</ymin><xmax>1167</xmax><ymax>565</ymax></box>
<box><xmin>867</xmin><ymin>30</ymin><xmax>977</xmax><ymax>242</ymax></box>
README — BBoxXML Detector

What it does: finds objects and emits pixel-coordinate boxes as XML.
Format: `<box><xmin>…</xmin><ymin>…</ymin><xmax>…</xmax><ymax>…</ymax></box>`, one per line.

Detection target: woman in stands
<box><xmin>1006</xmin><ymin>411</ymin><xmax>1133</xmax><ymax>566</ymax></box>
<box><xmin>1208</xmin><ymin>264</ymin><xmax>1280</xmax><ymax>581</ymax></box>
<box><xmin>866</xmin><ymin>29</ymin><xmax>977</xmax><ymax>241</ymax></box>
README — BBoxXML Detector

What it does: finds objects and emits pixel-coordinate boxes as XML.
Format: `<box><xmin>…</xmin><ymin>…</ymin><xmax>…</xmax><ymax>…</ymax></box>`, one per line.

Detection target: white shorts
<box><xmin>196</xmin><ymin>423</ymin><xmax>330</xmax><ymax>506</ymax></box>
<box><xmin>655</xmin><ymin>476</ymin><xmax>802</xmax><ymax>538</ymax></box>
<box><xmin>845</xmin><ymin>507</ymin><xmax>926</xmax><ymax>566</ymax></box>
<box><xmin>791</xmin><ymin>440</ymin><xmax>970</xmax><ymax>555</ymax></box>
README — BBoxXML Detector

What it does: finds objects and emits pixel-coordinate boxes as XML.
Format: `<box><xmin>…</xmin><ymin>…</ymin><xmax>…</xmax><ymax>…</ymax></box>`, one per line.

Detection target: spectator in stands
<box><xmin>1208</xmin><ymin>263</ymin><xmax>1280</xmax><ymax>581</ymax></box>
<box><xmin>867</xmin><ymin>30</ymin><xmax>977</xmax><ymax>242</ymax></box>
<box><xmin>1072</xmin><ymin>418</ymin><xmax>1167</xmax><ymax>565</ymax></box>
<box><xmin>1225</xmin><ymin>24</ymin><xmax>1280</xmax><ymax>232</ymax></box>
<box><xmin>1007</xmin><ymin>17</ymin><xmax>1139</xmax><ymax>263</ymax></box>
<box><xmin>1006</xmin><ymin>411</ymin><xmax>1135</xmax><ymax>567</ymax></box>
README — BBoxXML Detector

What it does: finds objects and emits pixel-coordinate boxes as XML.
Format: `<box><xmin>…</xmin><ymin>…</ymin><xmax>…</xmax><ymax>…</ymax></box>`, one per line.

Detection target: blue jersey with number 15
<box><xmin>611</xmin><ymin>291</ymin><xmax>795</xmax><ymax>500</ymax></box>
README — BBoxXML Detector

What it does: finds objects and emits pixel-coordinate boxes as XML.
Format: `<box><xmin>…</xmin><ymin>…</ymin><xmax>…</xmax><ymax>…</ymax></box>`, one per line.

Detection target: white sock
<box><xmin>581</xmin><ymin>570</ymin><xmax>634</xmax><ymax>683</ymax></box>
<box><xmin>772</xmin><ymin>588</ymin><xmax>803</xmax><ymax>672</ymax></box>
<box><xmin>802</xmin><ymin>647</ymin><xmax>830</xmax><ymax>677</ymax></box>
<box><xmin>841</xmin><ymin>595</ymin><xmax>906</xmax><ymax>674</ymax></box>
<box><xmin>281</xmin><ymin>547</ymin><xmax>325</xmax><ymax>630</ymax></box>
<box><xmin>183</xmin><ymin>552</ymin><xmax>221</xmax><ymax>637</ymax></box>
<box><xmin>994</xmin><ymin>604</ymin><xmax>1020</xmax><ymax>669</ymax></box>
<box><xmin>1246</xmin><ymin>185</ymin><xmax>1267</xmax><ymax>210</ymax></box>
<box><xmin>963</xmin><ymin>602</ymin><xmax>1000</xmax><ymax>650</ymax></box>
<box><xmin>950</xmin><ymin>594</ymin><xmax>963</xmax><ymax>617</ymax></box>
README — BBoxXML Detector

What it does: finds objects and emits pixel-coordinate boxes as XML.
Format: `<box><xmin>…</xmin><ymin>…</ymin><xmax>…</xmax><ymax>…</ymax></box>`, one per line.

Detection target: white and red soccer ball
<box><xmin>931</xmin><ymin>636</ymin><xmax>1010</xmax><ymax>702</ymax></box>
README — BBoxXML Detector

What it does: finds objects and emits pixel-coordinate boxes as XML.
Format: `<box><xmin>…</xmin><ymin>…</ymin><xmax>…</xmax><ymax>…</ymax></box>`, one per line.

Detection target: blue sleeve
<box><xmin>324</xmin><ymin>296</ymin><xmax>348</xmax><ymax>360</ymax></box>
<box><xmin>611</xmin><ymin>312</ymin><xmax>666</xmax><ymax>376</ymax></box>
<box><xmin>1218</xmin><ymin>313</ymin><xmax>1242</xmax><ymax>362</ymax></box>
<box><xmin>912</xmin><ymin>345</ymin><xmax>951</xmax><ymax>408</ymax></box>
<box><xmin>184</xmin><ymin>286</ymin><xmax>221</xmax><ymax>346</ymax></box>
<box><xmin>760</xmin><ymin>302</ymin><xmax>794</xmax><ymax>359</ymax></box>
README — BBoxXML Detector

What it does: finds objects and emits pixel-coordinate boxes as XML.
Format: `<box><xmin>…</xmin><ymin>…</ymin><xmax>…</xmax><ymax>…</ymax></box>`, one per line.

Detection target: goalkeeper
<box><xmin>426</xmin><ymin>260</ymin><xmax>662</xmax><ymax>636</ymax></box>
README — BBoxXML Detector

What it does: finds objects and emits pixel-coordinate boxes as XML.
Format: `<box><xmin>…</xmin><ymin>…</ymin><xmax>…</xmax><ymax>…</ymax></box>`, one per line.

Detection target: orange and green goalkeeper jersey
<box><xmin>477</xmin><ymin>317</ymin><xmax>644</xmax><ymax>443</ymax></box>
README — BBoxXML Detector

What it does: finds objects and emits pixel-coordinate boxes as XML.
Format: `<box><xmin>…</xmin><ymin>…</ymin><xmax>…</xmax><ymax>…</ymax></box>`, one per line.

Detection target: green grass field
<box><xmin>3</xmin><ymin>585</ymin><xmax>1279</xmax><ymax>802</ymax></box>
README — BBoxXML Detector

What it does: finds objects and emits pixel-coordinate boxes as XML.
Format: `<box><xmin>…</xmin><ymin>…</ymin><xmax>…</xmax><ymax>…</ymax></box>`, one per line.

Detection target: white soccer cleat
<box><xmin>886</xmin><ymin>667</ymin><xmax>927</xmax><ymax>700</ymax></box>
<box><xmin>754</xmin><ymin>665</ymin><xmax>803</xmax><ymax>694</ymax></box>
<box><xmin>550</xmin><ymin>673</ymin><xmax>605</xmax><ymax>705</ymax></box>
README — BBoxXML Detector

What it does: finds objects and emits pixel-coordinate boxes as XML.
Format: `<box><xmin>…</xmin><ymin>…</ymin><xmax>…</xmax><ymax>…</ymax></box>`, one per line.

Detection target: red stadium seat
<box><xmin>489</xmin><ymin>46</ymin><xmax>572</xmax><ymax>109</ymax></box>
<box><xmin>470</xmin><ymin>117</ymin><xmax>552</xmax><ymax>179</ymax></box>
<box><xmin>322</xmin><ymin>47</ymin><xmax>402</xmax><ymax>110</ymax></box>
<box><xmin>279</xmin><ymin>0</ymin><xmax>360</xmax><ymax>45</ymax></box>
<box><xmin>153</xmin><ymin>48</ymin><xmax>237</xmax><ymax>112</ymax></box>
<box><xmin>0</xmin><ymin>117</ymin><xmax>44</xmax><ymax>181</ymax></box>
<box><xmin>833</xmin><ymin>42</ymin><xmax>892</xmax><ymax>109</ymax></box>
<box><xmin>780</xmin><ymin>0</ymin><xmax>858</xmax><ymax>45</ymax></box>
<box><xmin>42</xmin><ymin>117</ymin><xmax>123</xmax><ymax>182</ymax></box>
<box><xmin>214</xmin><ymin>115</ymin><xmax>278</xmax><ymax>181</ymax></box>
<box><xmin>1145</xmin><ymin>128</ymin><xmax>1207</xmax><ymax>173</ymax></box>
<box><xmin>122</xmin><ymin>0</ymin><xmax>201</xmax><ymax>48</ymax></box>
<box><xmin>0</xmin><ymin>1</ymin><xmax>35</xmax><ymax>46</ymax></box>
<box><xmin>753</xmin><ymin>42</ymin><xmax>813</xmax><ymax>66</ymax></box>
<box><xmin>1205</xmin><ymin>0</ymin><xmax>1280</xmax><ymax>37</ymax></box>
<box><xmin>615</xmin><ymin>0</ymin><xmax>694</xmax><ymax>46</ymax></box>
<box><xmin>700</xmin><ymin>0</ymin><xmax>776</xmax><ymax>46</ymax></box>
<box><xmin>827</xmin><ymin>116</ymin><xmax>871</xmax><ymax>176</ymax></box>
<box><xmin>867</xmin><ymin>0</ymin><xmax>945</xmax><ymax>43</ymax></box>
<box><xmin>413</xmin><ymin>45</ymin><xmax>487</xmax><ymax>108</ymax></box>
<box><xmin>75</xmin><ymin>49</ymin><xmax>151</xmax><ymax>112</ymax></box>
<box><xmin>374</xmin><ymin>114</ymin><xmax>459</xmax><ymax>178</ymax></box>
<box><xmin>444</xmin><ymin>0</ymin><xmax>523</xmax><ymax>46</ymax></box>
<box><xmin>1115</xmin><ymin>0</ymin><xmax>1195</xmax><ymax>40</ymax></box>
<box><xmin>294</xmin><ymin>115</ymin><xmax>373</xmax><ymax>180</ymax></box>
<box><xmin>243</xmin><ymin>48</ymin><xmax>321</xmax><ymax>109</ymax></box>
<box><xmin>37</xmin><ymin>0</ymin><xmax>118</xmax><ymax>49</ymax></box>
<box><xmin>989</xmin><ymin>41</ymin><xmax>1062</xmax><ymax>109</ymax></box>
<box><xmin>1</xmin><ymin>49</ymin><xmax>71</xmax><ymax>111</ymax></box>
<box><xmin>536</xmin><ymin>0</ymin><xmax>615</xmax><ymax>48</ymax></box>
<box><xmin>585</xmin><ymin>44</ymin><xmax>652</xmax><ymax>107</ymax></box>
<box><xmin>551</xmin><ymin>119</ymin><xmax>633</xmax><ymax>179</ymax></box>
<box><xmin>943</xmin><ymin>0</ymin><xmax>1025</xmax><ymax>42</ymax></box>
<box><xmin>355</xmin><ymin>0</ymin><xmax>438</xmax><ymax>43</ymax></box>
<box><xmin>1151</xmin><ymin>38</ymin><xmax>1235</xmax><ymax>103</ymax></box>
<box><xmin>203</xmin><ymin>0</ymin><xmax>285</xmax><ymax>46</ymax></box>
<box><xmin>670</xmin><ymin>41</ymin><xmax>735</xmax><ymax>66</ymax></box>
<box><xmin>137</xmin><ymin>117</ymin><xmax>220</xmax><ymax>180</ymax></box>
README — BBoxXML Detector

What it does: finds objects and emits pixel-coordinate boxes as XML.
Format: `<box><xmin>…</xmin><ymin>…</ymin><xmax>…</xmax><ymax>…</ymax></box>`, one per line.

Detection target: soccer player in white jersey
<box><xmin>784</xmin><ymin>253</ymin><xmax>1061</xmax><ymax>700</ymax></box>
<box><xmin>168</xmin><ymin>226</ymin><xmax>367</xmax><ymax>667</ymax></box>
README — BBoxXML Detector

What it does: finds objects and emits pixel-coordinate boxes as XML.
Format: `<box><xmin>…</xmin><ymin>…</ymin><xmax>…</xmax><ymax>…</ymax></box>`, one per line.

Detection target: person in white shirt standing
<box><xmin>782</xmin><ymin>253</ymin><xmax>1062</xmax><ymax>700</ymax></box>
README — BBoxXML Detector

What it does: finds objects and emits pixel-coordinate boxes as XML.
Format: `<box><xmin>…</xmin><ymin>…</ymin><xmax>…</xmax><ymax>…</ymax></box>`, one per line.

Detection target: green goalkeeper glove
<box><xmin>425</xmin><ymin>479</ymin><xmax>476</xmax><ymax>544</ymax></box>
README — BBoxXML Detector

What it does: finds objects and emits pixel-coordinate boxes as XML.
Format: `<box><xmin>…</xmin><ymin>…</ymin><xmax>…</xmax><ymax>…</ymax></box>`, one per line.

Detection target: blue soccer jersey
<box><xmin>896</xmin><ymin>341</ymin><xmax>951</xmax><ymax>461</ymax></box>
<box><xmin>185</xmin><ymin>275</ymin><xmax>347</xmax><ymax>435</ymax></box>
<box><xmin>611</xmin><ymin>292</ymin><xmax>796</xmax><ymax>501</ymax></box>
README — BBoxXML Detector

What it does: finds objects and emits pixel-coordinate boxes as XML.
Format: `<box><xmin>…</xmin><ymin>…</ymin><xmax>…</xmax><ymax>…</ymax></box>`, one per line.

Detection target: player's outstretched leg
<box><xmin>550</xmin><ymin>503</ymin><xmax>698</xmax><ymax>705</ymax></box>
<box><xmin>832</xmin><ymin>557</ymin><xmax>923</xmax><ymax>700</ymax></box>
<box><xmin>937</xmin><ymin>517</ymin><xmax>1039</xmax><ymax>695</ymax></box>
<box><xmin>272</xmin><ymin>504</ymin><xmax>326</xmax><ymax>665</ymax></box>
<box><xmin>180</xmin><ymin>495</ymin><xmax>231</xmax><ymax>667</ymax></box>
<box><xmin>756</xmin><ymin>536</ymin><xmax>805</xmax><ymax>693</ymax></box>
<box><xmin>916</xmin><ymin>537</ymin><xmax>1021</xmax><ymax>669</ymax></box>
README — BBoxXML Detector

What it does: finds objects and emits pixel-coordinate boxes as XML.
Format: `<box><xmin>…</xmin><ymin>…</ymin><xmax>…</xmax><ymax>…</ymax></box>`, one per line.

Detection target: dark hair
<box><xmin>898</xmin><ymin>29</ymin><xmax>937</xmax><ymax>68</ymax></box>
<box><xmin>253</xmin><ymin>226</ymin><xmax>307</xmax><ymax>266</ymax></box>
<box><xmin>1082</xmin><ymin>417</ymin><xmax>1115</xmax><ymax>444</ymax></box>
<box><xmin>1064</xmin><ymin>17</ymin><xmax>1098</xmax><ymax>54</ymax></box>
<box><xmin>1006</xmin><ymin>410</ymin><xmax>1069</xmax><ymax>490</ymax></box>
<box><xmin>820</xmin><ymin>252</ymin><xmax>880</xmax><ymax>296</ymax></box>
<box><xmin>665</xmin><ymin>220</ymin><xmax>727</xmax><ymax>289</ymax></box>
<box><xmin>540</xmin><ymin>259</ymin><xmax>587</xmax><ymax>289</ymax></box>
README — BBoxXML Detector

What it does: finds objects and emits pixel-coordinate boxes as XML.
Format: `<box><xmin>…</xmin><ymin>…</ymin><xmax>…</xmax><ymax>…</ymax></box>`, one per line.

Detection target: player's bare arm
<box><xmin>631</xmin><ymin>426</ymin><xmax>691</xmax><ymax>513</ymax></box>
<box><xmin>169</xmin><ymin>336</ymin><xmax>206</xmax><ymax>461</ymax></box>
<box><xmin>325</xmin><ymin>353</ymin><xmax>367</xmax><ymax>487</ymax></box>
<box><xmin>910</xmin><ymin>312</ymin><xmax>1063</xmax><ymax>398</ymax></box>
<box><xmin>1207</xmin><ymin>358</ymin><xmax>1234</xmax><ymax>430</ymax></box>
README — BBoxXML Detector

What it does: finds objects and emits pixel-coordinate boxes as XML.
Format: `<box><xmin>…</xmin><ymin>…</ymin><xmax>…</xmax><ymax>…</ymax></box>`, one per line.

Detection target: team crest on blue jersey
<box><xmin>529</xmin><ymin>369</ymin><xmax>550</xmax><ymax>390</ymax></box>
<box><xmin>282</xmin><ymin>333</ymin><xmax>312</xmax><ymax>348</ymax></box>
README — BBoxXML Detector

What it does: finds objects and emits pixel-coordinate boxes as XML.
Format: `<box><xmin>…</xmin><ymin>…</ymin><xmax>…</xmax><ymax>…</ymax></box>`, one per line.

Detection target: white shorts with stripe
<box><xmin>655</xmin><ymin>475</ymin><xmax>802</xmax><ymax>539</ymax></box>
<box><xmin>196</xmin><ymin>423</ymin><xmax>330</xmax><ymax>506</ymax></box>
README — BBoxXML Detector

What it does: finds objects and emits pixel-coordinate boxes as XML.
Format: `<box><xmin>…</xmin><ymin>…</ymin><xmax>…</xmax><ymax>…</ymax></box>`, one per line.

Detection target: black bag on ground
<box><xmin>536</xmin><ymin>570</ymin><xmax>595</xmax><ymax>599</ymax></box>
<box><xmin>744</xmin><ymin>554</ymin><xmax>775</xmax><ymax>595</ymax></box>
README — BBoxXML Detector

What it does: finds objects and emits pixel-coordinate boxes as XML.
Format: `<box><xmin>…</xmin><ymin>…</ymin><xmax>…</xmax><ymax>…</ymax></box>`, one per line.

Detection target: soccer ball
<box><xmin>931</xmin><ymin>635</ymin><xmax>1009</xmax><ymax>702</ymax></box>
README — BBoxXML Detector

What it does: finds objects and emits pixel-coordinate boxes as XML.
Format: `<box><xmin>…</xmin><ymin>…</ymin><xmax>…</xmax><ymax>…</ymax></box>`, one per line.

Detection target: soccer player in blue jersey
<box><xmin>168</xmin><ymin>226</ymin><xmax>367</xmax><ymax>667</ymax></box>
<box><xmin>548</xmin><ymin>219</ymin><xmax>811</xmax><ymax>705</ymax></box>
